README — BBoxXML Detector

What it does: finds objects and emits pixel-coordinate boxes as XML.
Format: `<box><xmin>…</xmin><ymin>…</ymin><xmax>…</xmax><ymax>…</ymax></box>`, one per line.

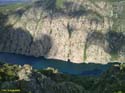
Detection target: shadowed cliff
<box><xmin>0</xmin><ymin>0</ymin><xmax>124</xmax><ymax>63</ymax></box>
<box><xmin>85</xmin><ymin>31</ymin><xmax>125</xmax><ymax>60</ymax></box>
<box><xmin>33</xmin><ymin>0</ymin><xmax>104</xmax><ymax>21</ymax></box>
<box><xmin>0</xmin><ymin>12</ymin><xmax>53</xmax><ymax>57</ymax></box>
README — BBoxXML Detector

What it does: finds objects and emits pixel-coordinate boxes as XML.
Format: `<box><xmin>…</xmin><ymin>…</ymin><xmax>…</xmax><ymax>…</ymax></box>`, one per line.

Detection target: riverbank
<box><xmin>0</xmin><ymin>62</ymin><xmax>124</xmax><ymax>93</ymax></box>
<box><xmin>0</xmin><ymin>52</ymin><xmax>115</xmax><ymax>76</ymax></box>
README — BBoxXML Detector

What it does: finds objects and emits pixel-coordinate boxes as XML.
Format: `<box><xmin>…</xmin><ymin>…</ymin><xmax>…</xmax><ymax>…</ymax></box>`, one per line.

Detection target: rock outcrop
<box><xmin>0</xmin><ymin>62</ymin><xmax>125</xmax><ymax>93</ymax></box>
<box><xmin>0</xmin><ymin>63</ymin><xmax>85</xmax><ymax>93</ymax></box>
<box><xmin>0</xmin><ymin>0</ymin><xmax>124</xmax><ymax>63</ymax></box>
<box><xmin>17</xmin><ymin>64</ymin><xmax>32</xmax><ymax>81</ymax></box>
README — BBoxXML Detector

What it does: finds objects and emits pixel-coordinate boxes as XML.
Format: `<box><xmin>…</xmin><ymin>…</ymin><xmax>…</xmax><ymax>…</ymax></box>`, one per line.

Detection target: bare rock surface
<box><xmin>0</xmin><ymin>0</ymin><xmax>124</xmax><ymax>63</ymax></box>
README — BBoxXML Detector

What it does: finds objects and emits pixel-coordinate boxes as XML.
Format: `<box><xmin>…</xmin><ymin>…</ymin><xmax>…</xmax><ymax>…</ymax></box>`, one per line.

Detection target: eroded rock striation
<box><xmin>0</xmin><ymin>0</ymin><xmax>125</xmax><ymax>63</ymax></box>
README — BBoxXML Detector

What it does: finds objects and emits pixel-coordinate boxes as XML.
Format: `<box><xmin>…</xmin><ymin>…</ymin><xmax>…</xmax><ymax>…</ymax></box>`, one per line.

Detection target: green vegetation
<box><xmin>0</xmin><ymin>3</ymin><xmax>28</xmax><ymax>13</ymax></box>
<box><xmin>39</xmin><ymin>67</ymin><xmax>59</xmax><ymax>76</ymax></box>
<box><xmin>39</xmin><ymin>63</ymin><xmax>125</xmax><ymax>93</ymax></box>
<box><xmin>107</xmin><ymin>0</ymin><xmax>124</xmax><ymax>3</ymax></box>
<box><xmin>120</xmin><ymin>63</ymin><xmax>125</xmax><ymax>70</ymax></box>
<box><xmin>110</xmin><ymin>52</ymin><xmax>119</xmax><ymax>61</ymax></box>
<box><xmin>0</xmin><ymin>63</ymin><xmax>19</xmax><ymax>81</ymax></box>
<box><xmin>39</xmin><ymin>68</ymin><xmax>97</xmax><ymax>91</ymax></box>
<box><xmin>0</xmin><ymin>3</ymin><xmax>31</xmax><ymax>32</ymax></box>
<box><xmin>111</xmin><ymin>1</ymin><xmax>125</xmax><ymax>32</ymax></box>
<box><xmin>0</xmin><ymin>0</ymin><xmax>124</xmax><ymax>92</ymax></box>
<box><xmin>56</xmin><ymin>0</ymin><xmax>64</xmax><ymax>9</ymax></box>
<box><xmin>93</xmin><ymin>64</ymin><xmax>125</xmax><ymax>93</ymax></box>
<box><xmin>0</xmin><ymin>62</ymin><xmax>125</xmax><ymax>93</ymax></box>
<box><xmin>89</xmin><ymin>0</ymin><xmax>124</xmax><ymax>3</ymax></box>
<box><xmin>114</xmin><ymin>91</ymin><xmax>123</xmax><ymax>93</ymax></box>
<box><xmin>43</xmin><ymin>0</ymin><xmax>65</xmax><ymax>10</ymax></box>
<box><xmin>87</xmin><ymin>11</ymin><xmax>103</xmax><ymax>23</ymax></box>
<box><xmin>83</xmin><ymin>43</ymin><xmax>87</xmax><ymax>61</ymax></box>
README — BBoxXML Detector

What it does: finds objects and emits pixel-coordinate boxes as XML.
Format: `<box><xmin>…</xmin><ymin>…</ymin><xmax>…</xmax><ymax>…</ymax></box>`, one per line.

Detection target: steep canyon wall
<box><xmin>0</xmin><ymin>0</ymin><xmax>124</xmax><ymax>63</ymax></box>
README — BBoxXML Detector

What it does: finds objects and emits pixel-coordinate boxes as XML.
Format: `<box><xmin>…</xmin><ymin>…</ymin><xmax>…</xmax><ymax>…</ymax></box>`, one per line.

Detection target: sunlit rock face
<box><xmin>0</xmin><ymin>0</ymin><xmax>124</xmax><ymax>64</ymax></box>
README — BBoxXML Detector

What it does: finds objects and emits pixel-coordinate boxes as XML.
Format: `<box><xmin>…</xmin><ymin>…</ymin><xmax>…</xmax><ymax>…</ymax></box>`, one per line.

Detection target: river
<box><xmin>0</xmin><ymin>52</ymin><xmax>114</xmax><ymax>76</ymax></box>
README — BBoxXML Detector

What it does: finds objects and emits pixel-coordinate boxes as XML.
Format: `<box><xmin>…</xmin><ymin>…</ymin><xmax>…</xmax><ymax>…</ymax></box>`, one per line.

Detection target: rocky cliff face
<box><xmin>0</xmin><ymin>0</ymin><xmax>124</xmax><ymax>63</ymax></box>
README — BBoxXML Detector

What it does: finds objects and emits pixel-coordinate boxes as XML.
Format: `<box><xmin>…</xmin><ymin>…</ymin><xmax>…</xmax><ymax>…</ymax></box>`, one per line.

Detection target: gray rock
<box><xmin>0</xmin><ymin>0</ymin><xmax>124</xmax><ymax>64</ymax></box>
